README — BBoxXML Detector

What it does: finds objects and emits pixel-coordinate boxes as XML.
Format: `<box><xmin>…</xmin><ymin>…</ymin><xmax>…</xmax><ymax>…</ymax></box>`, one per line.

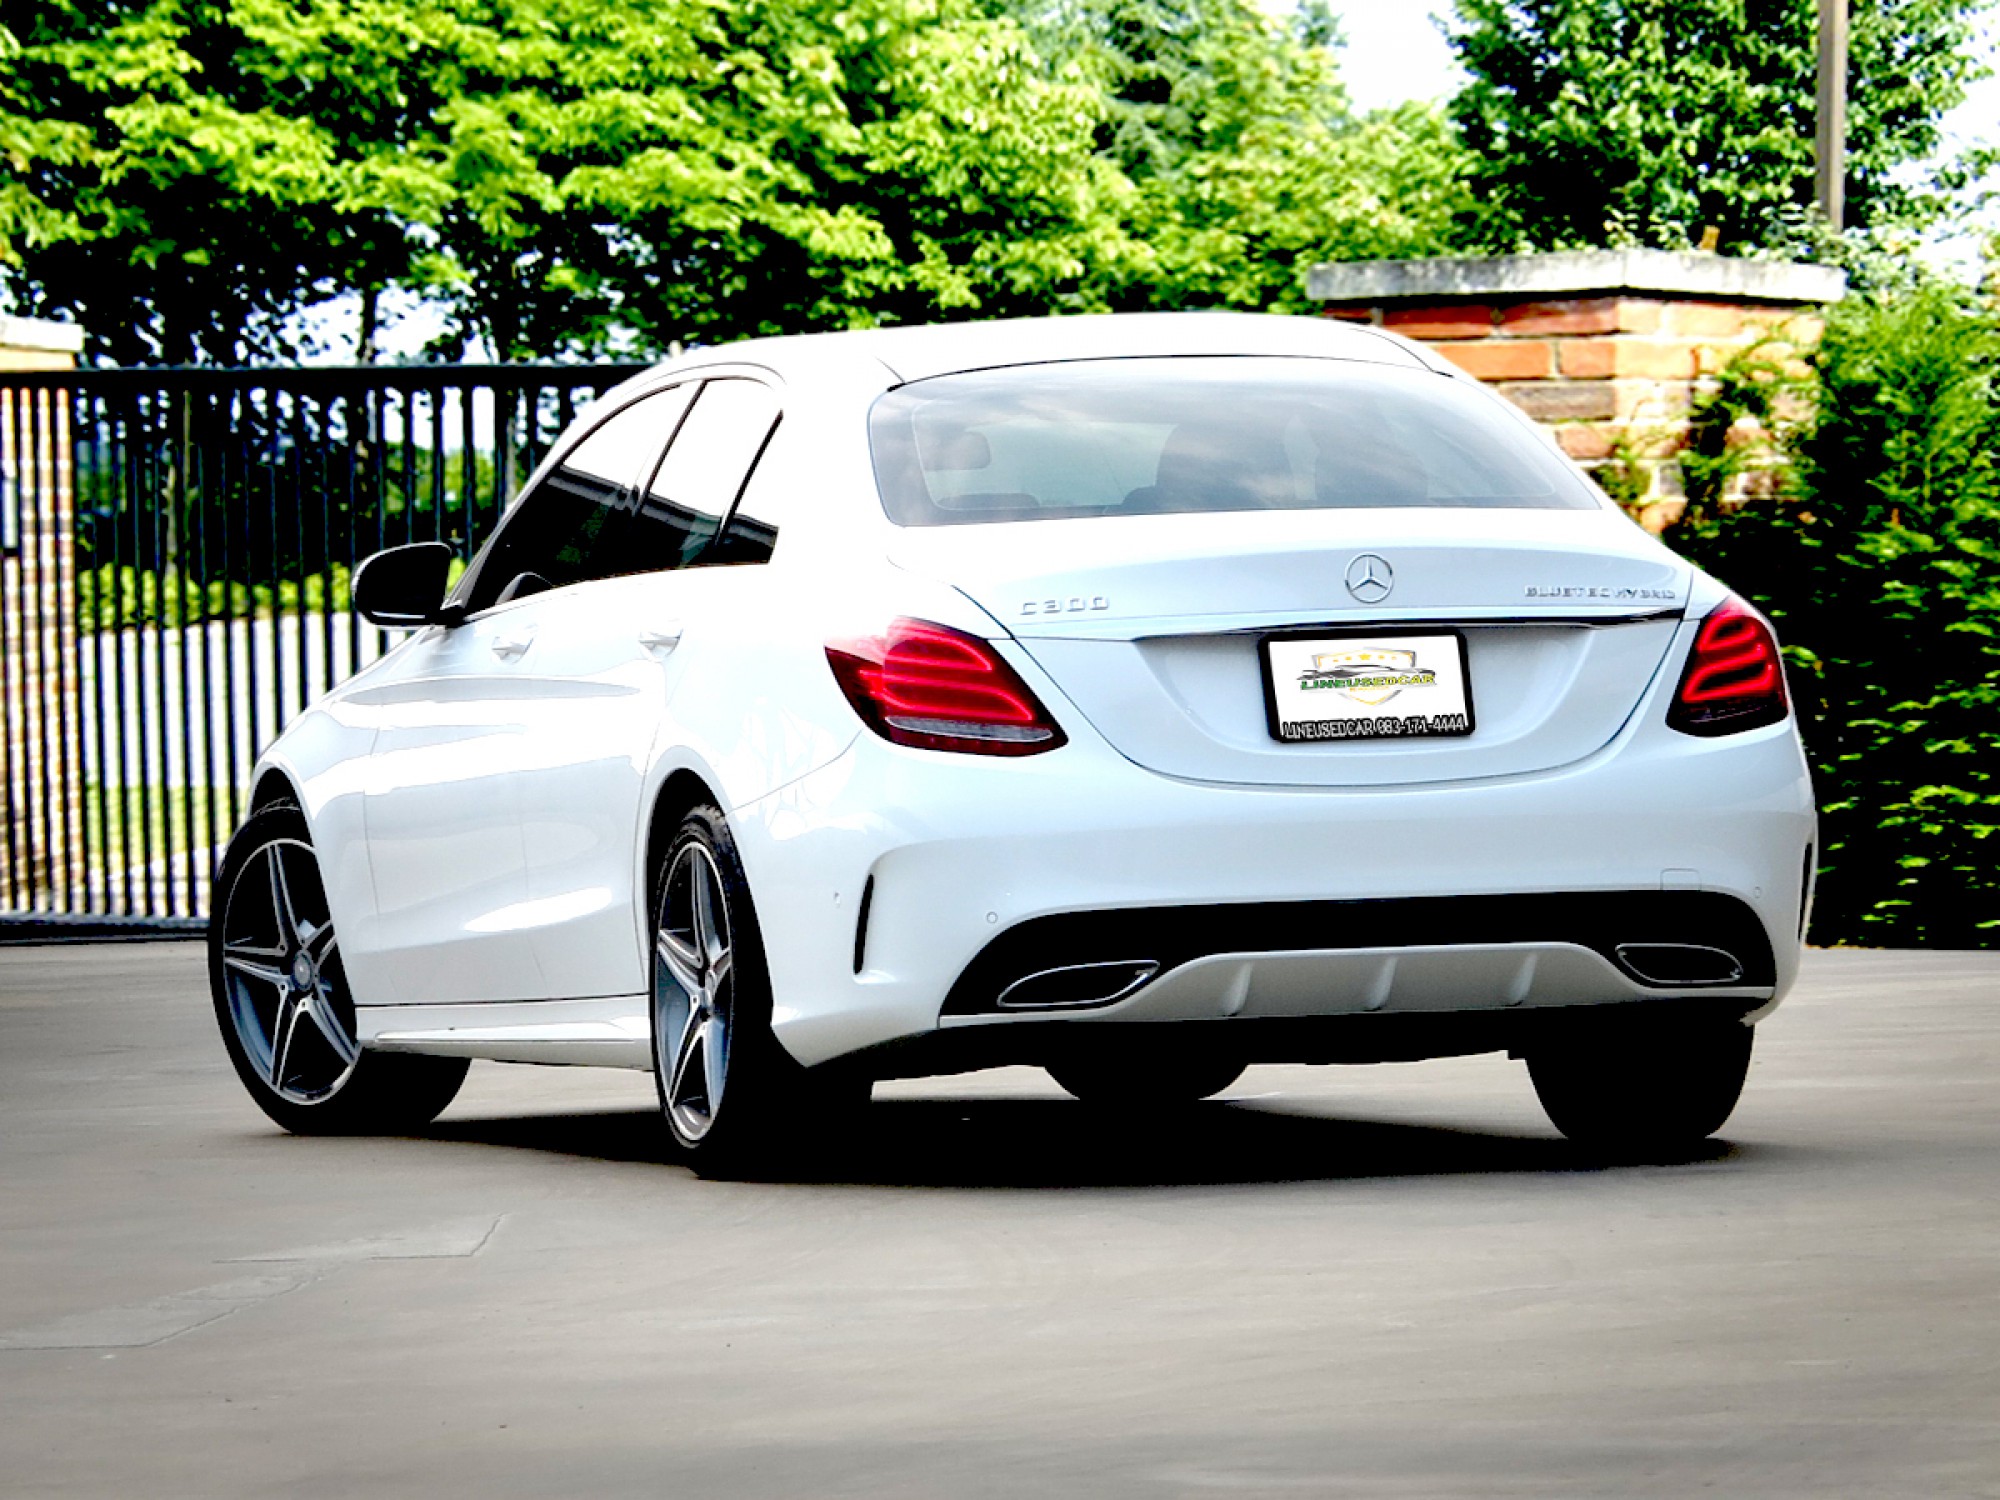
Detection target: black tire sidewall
<box><xmin>1047</xmin><ymin>1053</ymin><xmax>1247</xmax><ymax>1107</ymax></box>
<box><xmin>1528</xmin><ymin>1019</ymin><xmax>1754</xmax><ymax>1151</ymax></box>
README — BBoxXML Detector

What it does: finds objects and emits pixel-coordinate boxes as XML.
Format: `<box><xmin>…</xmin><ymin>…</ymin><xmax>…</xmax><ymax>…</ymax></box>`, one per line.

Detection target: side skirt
<box><xmin>359</xmin><ymin>995</ymin><xmax>653</xmax><ymax>1069</ymax></box>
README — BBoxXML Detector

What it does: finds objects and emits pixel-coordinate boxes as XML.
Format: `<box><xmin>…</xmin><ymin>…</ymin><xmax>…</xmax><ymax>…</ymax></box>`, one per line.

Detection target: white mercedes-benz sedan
<box><xmin>209</xmin><ymin>311</ymin><xmax>1815</xmax><ymax>1168</ymax></box>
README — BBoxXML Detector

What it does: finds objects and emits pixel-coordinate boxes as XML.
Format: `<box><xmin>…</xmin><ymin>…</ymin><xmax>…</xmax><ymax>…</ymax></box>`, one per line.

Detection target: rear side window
<box><xmin>629</xmin><ymin>378</ymin><xmax>780</xmax><ymax>572</ymax></box>
<box><xmin>869</xmin><ymin>356</ymin><xmax>1601</xmax><ymax>526</ymax></box>
<box><xmin>708</xmin><ymin>465</ymin><xmax>783</xmax><ymax>566</ymax></box>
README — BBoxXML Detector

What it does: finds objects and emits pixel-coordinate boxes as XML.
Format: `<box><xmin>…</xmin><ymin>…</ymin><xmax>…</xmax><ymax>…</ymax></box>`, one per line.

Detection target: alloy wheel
<box><xmin>217</xmin><ymin>837</ymin><xmax>360</xmax><ymax>1104</ymax></box>
<box><xmin>654</xmin><ymin>841</ymin><xmax>735</xmax><ymax>1144</ymax></box>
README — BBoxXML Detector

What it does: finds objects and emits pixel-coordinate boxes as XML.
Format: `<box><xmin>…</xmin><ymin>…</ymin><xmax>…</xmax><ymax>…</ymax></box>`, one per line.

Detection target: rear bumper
<box><xmin>940</xmin><ymin>890</ymin><xmax>1773</xmax><ymax>1017</ymax></box>
<box><xmin>845</xmin><ymin>996</ymin><xmax>1769</xmax><ymax>1082</ymax></box>
<box><xmin>729</xmin><ymin>706</ymin><xmax>1814</xmax><ymax>1071</ymax></box>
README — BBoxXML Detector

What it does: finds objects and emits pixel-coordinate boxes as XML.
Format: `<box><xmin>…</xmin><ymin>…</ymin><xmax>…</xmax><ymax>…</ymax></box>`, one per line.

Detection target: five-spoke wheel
<box><xmin>654</xmin><ymin>838</ymin><xmax>737</xmax><ymax>1146</ymax></box>
<box><xmin>209</xmin><ymin>802</ymin><xmax>467</xmax><ymax>1134</ymax></box>
<box><xmin>651</xmin><ymin>804</ymin><xmax>867</xmax><ymax>1172</ymax></box>
<box><xmin>217</xmin><ymin>835</ymin><xmax>359</xmax><ymax>1104</ymax></box>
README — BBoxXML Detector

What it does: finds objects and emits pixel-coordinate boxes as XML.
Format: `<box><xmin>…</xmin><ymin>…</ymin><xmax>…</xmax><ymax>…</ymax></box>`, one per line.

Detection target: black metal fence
<box><xmin>0</xmin><ymin>362</ymin><xmax>646</xmax><ymax>930</ymax></box>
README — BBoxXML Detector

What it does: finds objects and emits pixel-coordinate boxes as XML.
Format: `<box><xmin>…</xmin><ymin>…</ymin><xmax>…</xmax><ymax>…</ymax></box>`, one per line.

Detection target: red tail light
<box><xmin>1667</xmin><ymin>597</ymin><xmax>1790</xmax><ymax>736</ymax></box>
<box><xmin>826</xmin><ymin>619</ymin><xmax>1067</xmax><ymax>756</ymax></box>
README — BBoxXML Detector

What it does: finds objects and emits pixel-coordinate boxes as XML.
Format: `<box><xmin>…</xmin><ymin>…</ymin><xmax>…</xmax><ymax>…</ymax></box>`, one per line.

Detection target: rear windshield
<box><xmin>869</xmin><ymin>356</ymin><xmax>1602</xmax><ymax>525</ymax></box>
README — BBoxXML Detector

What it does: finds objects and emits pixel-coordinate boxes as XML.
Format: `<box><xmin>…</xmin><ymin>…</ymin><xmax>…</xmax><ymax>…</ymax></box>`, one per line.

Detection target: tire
<box><xmin>1047</xmin><ymin>1052</ymin><xmax>1247</xmax><ymax>1107</ymax></box>
<box><xmin>650</xmin><ymin>805</ymin><xmax>864</xmax><ymax>1174</ymax></box>
<box><xmin>1527</xmin><ymin>1017</ymin><xmax>1754</xmax><ymax>1151</ymax></box>
<box><xmin>209</xmin><ymin>803</ymin><xmax>469</xmax><ymax>1135</ymax></box>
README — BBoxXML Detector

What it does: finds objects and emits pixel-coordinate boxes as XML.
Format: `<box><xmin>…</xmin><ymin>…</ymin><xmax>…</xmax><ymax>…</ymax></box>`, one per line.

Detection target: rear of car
<box><xmin>759</xmin><ymin>339</ymin><xmax>1813</xmax><ymax>1144</ymax></box>
<box><xmin>209</xmin><ymin>310</ymin><xmax>1814</xmax><ymax>1163</ymax></box>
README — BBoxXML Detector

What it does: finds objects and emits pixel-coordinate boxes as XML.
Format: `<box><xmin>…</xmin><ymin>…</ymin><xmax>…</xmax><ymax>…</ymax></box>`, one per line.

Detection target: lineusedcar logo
<box><xmin>1298</xmin><ymin>648</ymin><xmax>1437</xmax><ymax>707</ymax></box>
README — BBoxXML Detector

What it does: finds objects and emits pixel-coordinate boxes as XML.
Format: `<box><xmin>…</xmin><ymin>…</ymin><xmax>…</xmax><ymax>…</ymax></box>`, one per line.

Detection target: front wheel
<box><xmin>209</xmin><ymin>803</ymin><xmax>468</xmax><ymax>1135</ymax></box>
<box><xmin>1526</xmin><ymin>1018</ymin><xmax>1754</xmax><ymax>1151</ymax></box>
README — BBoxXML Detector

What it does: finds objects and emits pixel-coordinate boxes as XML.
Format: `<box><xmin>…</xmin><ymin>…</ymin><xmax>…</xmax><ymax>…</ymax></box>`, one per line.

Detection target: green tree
<box><xmin>1019</xmin><ymin>0</ymin><xmax>1476</xmax><ymax>308</ymax></box>
<box><xmin>582</xmin><ymin>0</ymin><xmax>1141</xmax><ymax>347</ymax></box>
<box><xmin>3</xmin><ymin>0</ymin><xmax>1478</xmax><ymax>360</ymax></box>
<box><xmin>0</xmin><ymin>2</ymin><xmax>391</xmax><ymax>362</ymax></box>
<box><xmin>0</xmin><ymin>0</ymin><xmax>1142</xmax><ymax>361</ymax></box>
<box><xmin>1447</xmin><ymin>0</ymin><xmax>1991</xmax><ymax>254</ymax></box>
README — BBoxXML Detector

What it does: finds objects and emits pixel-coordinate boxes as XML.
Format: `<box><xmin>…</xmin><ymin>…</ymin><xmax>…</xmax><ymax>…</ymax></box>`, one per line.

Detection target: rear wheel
<box><xmin>650</xmin><ymin>805</ymin><xmax>864</xmax><ymax>1174</ymax></box>
<box><xmin>1047</xmin><ymin>1053</ymin><xmax>1246</xmax><ymax>1107</ymax></box>
<box><xmin>209</xmin><ymin>803</ymin><xmax>468</xmax><ymax>1135</ymax></box>
<box><xmin>1527</xmin><ymin>1018</ymin><xmax>1754</xmax><ymax>1151</ymax></box>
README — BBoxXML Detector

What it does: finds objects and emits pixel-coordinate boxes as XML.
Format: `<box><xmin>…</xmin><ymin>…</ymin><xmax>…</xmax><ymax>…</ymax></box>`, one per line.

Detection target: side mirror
<box><xmin>354</xmin><ymin>542</ymin><xmax>464</xmax><ymax>628</ymax></box>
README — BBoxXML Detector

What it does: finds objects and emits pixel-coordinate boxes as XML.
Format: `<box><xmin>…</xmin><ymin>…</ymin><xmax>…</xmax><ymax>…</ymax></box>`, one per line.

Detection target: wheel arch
<box><xmin>249</xmin><ymin>768</ymin><xmax>301</xmax><ymax>813</ymax></box>
<box><xmin>644</xmin><ymin>767</ymin><xmax>723</xmax><ymax>909</ymax></box>
<box><xmin>234</xmin><ymin>743</ymin><xmax>375</xmax><ymax>1004</ymax></box>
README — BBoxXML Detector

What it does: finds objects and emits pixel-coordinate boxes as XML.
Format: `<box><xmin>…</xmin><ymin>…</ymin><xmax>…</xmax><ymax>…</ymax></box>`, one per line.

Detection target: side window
<box><xmin>630</xmin><ymin>379</ymin><xmax>780</xmax><ymax>572</ymax></box>
<box><xmin>464</xmin><ymin>385</ymin><xmax>694</xmax><ymax>612</ymax></box>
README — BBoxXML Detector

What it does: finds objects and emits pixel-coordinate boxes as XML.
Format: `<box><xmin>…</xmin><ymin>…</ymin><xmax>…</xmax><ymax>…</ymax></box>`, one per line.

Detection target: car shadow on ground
<box><xmin>419</xmin><ymin>1096</ymin><xmax>1739</xmax><ymax>1189</ymax></box>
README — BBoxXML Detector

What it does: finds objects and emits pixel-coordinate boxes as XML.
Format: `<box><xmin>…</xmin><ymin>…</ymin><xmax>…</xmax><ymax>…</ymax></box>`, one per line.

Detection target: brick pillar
<box><xmin>1</xmin><ymin>316</ymin><xmax>86</xmax><ymax>912</ymax></box>
<box><xmin>1308</xmin><ymin>251</ymin><xmax>1842</xmax><ymax>532</ymax></box>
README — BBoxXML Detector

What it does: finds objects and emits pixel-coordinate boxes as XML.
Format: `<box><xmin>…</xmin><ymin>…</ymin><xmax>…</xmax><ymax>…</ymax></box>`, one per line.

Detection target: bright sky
<box><xmin>1324</xmin><ymin>2</ymin><xmax>1462</xmax><ymax>112</ymax></box>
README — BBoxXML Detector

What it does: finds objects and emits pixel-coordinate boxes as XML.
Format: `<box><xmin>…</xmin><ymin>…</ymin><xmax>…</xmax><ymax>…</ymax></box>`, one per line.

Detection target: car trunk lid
<box><xmin>888</xmin><ymin>509</ymin><xmax>1691</xmax><ymax>788</ymax></box>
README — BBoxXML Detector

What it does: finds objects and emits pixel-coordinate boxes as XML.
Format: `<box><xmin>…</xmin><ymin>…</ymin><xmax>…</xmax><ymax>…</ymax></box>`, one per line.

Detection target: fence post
<box><xmin>0</xmin><ymin>316</ymin><xmax>86</xmax><ymax>910</ymax></box>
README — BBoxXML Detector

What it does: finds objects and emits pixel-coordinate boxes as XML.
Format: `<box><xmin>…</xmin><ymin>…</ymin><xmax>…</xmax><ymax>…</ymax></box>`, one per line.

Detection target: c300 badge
<box><xmin>1021</xmin><ymin>596</ymin><xmax>1110</xmax><ymax>617</ymax></box>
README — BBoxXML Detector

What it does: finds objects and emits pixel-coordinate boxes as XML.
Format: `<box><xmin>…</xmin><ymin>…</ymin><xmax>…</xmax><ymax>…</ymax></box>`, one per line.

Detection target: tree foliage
<box><xmin>0</xmin><ymin>0</ymin><xmax>1469</xmax><ymax>362</ymax></box>
<box><xmin>1668</xmin><ymin>286</ymin><xmax>2000</xmax><ymax>946</ymax></box>
<box><xmin>1</xmin><ymin>3</ymin><xmax>388</xmax><ymax>362</ymax></box>
<box><xmin>1447</xmin><ymin>0</ymin><xmax>1992</xmax><ymax>254</ymax></box>
<box><xmin>1019</xmin><ymin>0</ymin><xmax>1475</xmax><ymax>311</ymax></box>
<box><xmin>0</xmin><ymin>0</ymin><xmax>1133</xmax><ymax>360</ymax></box>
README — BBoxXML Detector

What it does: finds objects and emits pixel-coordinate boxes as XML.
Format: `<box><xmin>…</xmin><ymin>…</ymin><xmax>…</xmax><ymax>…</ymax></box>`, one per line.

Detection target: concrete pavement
<box><xmin>2</xmin><ymin>944</ymin><xmax>1997</xmax><ymax>1497</ymax></box>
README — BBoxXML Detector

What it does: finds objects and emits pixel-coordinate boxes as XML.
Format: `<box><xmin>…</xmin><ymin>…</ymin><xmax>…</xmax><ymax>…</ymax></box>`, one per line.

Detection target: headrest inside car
<box><xmin>920</xmin><ymin>429</ymin><xmax>992</xmax><ymax>472</ymax></box>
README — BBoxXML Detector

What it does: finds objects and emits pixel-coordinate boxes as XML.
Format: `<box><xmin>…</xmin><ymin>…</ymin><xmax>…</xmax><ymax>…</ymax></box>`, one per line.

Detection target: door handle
<box><xmin>640</xmin><ymin>624</ymin><xmax>684</xmax><ymax>654</ymax></box>
<box><xmin>492</xmin><ymin>635</ymin><xmax>531</xmax><ymax>660</ymax></box>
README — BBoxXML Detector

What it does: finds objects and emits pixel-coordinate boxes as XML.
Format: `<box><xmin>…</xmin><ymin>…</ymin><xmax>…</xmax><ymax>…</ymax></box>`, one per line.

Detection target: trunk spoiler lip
<box><xmin>1006</xmin><ymin>605</ymin><xmax>1686</xmax><ymax>642</ymax></box>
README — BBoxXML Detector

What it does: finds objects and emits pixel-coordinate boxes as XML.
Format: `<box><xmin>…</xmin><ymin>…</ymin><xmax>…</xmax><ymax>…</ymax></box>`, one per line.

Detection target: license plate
<box><xmin>1261</xmin><ymin>630</ymin><xmax>1474</xmax><ymax>742</ymax></box>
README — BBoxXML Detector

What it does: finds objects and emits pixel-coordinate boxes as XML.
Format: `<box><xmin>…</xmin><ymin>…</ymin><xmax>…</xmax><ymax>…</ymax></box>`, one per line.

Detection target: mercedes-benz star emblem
<box><xmin>1344</xmin><ymin>553</ymin><xmax>1394</xmax><ymax>603</ymax></box>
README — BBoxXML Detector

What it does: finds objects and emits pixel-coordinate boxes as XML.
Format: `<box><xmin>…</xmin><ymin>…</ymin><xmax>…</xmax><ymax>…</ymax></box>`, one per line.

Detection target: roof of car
<box><xmin>690</xmin><ymin>310</ymin><xmax>1443</xmax><ymax>387</ymax></box>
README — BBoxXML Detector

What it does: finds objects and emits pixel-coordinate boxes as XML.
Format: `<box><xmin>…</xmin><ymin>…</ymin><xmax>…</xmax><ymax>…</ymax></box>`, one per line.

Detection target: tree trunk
<box><xmin>358</xmin><ymin>286</ymin><xmax>381</xmax><ymax>365</ymax></box>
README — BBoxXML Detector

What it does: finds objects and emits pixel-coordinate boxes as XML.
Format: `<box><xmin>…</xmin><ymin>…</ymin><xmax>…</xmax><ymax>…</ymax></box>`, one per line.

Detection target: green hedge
<box><xmin>76</xmin><ymin>563</ymin><xmax>354</xmax><ymax>632</ymax></box>
<box><xmin>1665</xmin><ymin>285</ymin><xmax>2000</xmax><ymax>948</ymax></box>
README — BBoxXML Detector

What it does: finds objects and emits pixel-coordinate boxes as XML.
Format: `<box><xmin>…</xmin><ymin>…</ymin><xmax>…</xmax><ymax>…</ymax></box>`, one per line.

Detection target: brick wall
<box><xmin>2</xmin><ymin>319</ymin><xmax>85</xmax><ymax>911</ymax></box>
<box><xmin>1309</xmin><ymin>253</ymin><xmax>1841</xmax><ymax>533</ymax></box>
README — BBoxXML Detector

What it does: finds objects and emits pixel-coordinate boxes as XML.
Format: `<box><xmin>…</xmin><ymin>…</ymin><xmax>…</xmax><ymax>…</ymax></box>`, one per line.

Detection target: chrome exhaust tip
<box><xmin>997</xmin><ymin>959</ymin><xmax>1161</xmax><ymax>1010</ymax></box>
<box><xmin>1615</xmin><ymin>942</ymin><xmax>1744</xmax><ymax>987</ymax></box>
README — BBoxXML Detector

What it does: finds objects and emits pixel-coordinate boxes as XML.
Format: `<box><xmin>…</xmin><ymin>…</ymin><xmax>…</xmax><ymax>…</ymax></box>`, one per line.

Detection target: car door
<box><xmin>517</xmin><ymin>376</ymin><xmax>784</xmax><ymax>1000</ymax></box>
<box><xmin>344</xmin><ymin>384</ymin><xmax>696</xmax><ymax>1007</ymax></box>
